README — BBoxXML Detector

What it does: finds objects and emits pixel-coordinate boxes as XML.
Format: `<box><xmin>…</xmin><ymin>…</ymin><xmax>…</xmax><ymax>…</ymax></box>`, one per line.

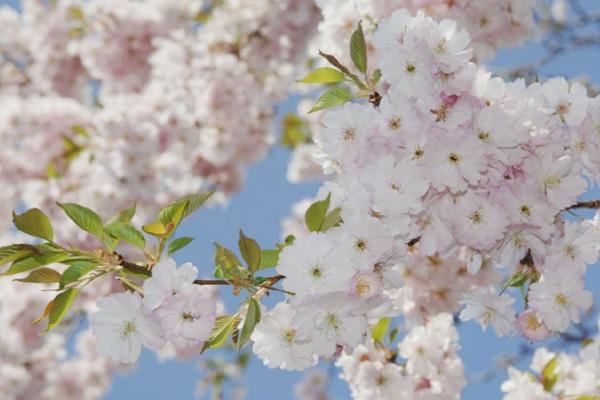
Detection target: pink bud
<box><xmin>441</xmin><ymin>93</ymin><xmax>459</xmax><ymax>107</ymax></box>
<box><xmin>517</xmin><ymin>309</ymin><xmax>550</xmax><ymax>341</ymax></box>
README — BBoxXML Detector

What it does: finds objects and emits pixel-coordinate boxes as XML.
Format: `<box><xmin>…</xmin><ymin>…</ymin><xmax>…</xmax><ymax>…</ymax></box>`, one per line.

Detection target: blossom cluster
<box><xmin>501</xmin><ymin>319</ymin><xmax>600</xmax><ymax>399</ymax></box>
<box><xmin>0</xmin><ymin>0</ymin><xmax>318</xmax><ymax>393</ymax></box>
<box><xmin>252</xmin><ymin>8</ymin><xmax>600</xmax><ymax>381</ymax></box>
<box><xmin>0</xmin><ymin>0</ymin><xmax>320</xmax><ymax>243</ymax></box>
<box><xmin>287</xmin><ymin>0</ymin><xmax>538</xmax><ymax>183</ymax></box>
<box><xmin>337</xmin><ymin>313</ymin><xmax>465</xmax><ymax>400</ymax></box>
<box><xmin>313</xmin><ymin>0</ymin><xmax>536</xmax><ymax>66</ymax></box>
<box><xmin>0</xmin><ymin>265</ymin><xmax>112</xmax><ymax>400</ymax></box>
<box><xmin>90</xmin><ymin>259</ymin><xmax>217</xmax><ymax>364</ymax></box>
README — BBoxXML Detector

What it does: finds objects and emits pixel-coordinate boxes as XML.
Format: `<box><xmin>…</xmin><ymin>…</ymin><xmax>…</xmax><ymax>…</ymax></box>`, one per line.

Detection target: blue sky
<box><xmin>2</xmin><ymin>0</ymin><xmax>600</xmax><ymax>399</ymax></box>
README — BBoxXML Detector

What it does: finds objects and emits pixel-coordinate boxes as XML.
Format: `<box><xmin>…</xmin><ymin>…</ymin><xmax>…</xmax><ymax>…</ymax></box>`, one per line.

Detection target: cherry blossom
<box><xmin>90</xmin><ymin>292</ymin><xmax>164</xmax><ymax>364</ymax></box>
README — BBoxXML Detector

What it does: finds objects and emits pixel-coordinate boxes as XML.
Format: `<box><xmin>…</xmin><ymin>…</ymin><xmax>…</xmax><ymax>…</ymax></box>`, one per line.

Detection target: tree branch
<box><xmin>119</xmin><ymin>259</ymin><xmax>285</xmax><ymax>288</ymax></box>
<box><xmin>566</xmin><ymin>200</ymin><xmax>600</xmax><ymax>210</ymax></box>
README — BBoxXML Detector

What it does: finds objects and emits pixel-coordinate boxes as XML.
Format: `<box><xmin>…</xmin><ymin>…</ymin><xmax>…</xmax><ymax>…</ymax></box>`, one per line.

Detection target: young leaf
<box><xmin>178</xmin><ymin>191</ymin><xmax>215</xmax><ymax>219</ymax></box>
<box><xmin>372</xmin><ymin>317</ymin><xmax>390</xmax><ymax>343</ymax></box>
<box><xmin>57</xmin><ymin>203</ymin><xmax>104</xmax><ymax>237</ymax></box>
<box><xmin>107</xmin><ymin>204</ymin><xmax>136</xmax><ymax>225</ymax></box>
<box><xmin>371</xmin><ymin>69</ymin><xmax>382</xmax><ymax>85</ymax></box>
<box><xmin>321</xmin><ymin>207</ymin><xmax>342</xmax><ymax>231</ymax></box>
<box><xmin>204</xmin><ymin>315</ymin><xmax>240</xmax><ymax>350</ymax></box>
<box><xmin>2</xmin><ymin>251</ymin><xmax>70</xmax><ymax>276</ymax></box>
<box><xmin>350</xmin><ymin>22</ymin><xmax>368</xmax><ymax>73</ymax></box>
<box><xmin>238</xmin><ymin>299</ymin><xmax>261</xmax><ymax>349</ymax></box>
<box><xmin>14</xmin><ymin>267</ymin><xmax>61</xmax><ymax>284</ymax></box>
<box><xmin>318</xmin><ymin>50</ymin><xmax>353</xmax><ymax>76</ymax></box>
<box><xmin>541</xmin><ymin>356</ymin><xmax>559</xmax><ymax>391</ymax></box>
<box><xmin>33</xmin><ymin>300</ymin><xmax>54</xmax><ymax>324</ymax></box>
<box><xmin>60</xmin><ymin>261</ymin><xmax>96</xmax><ymax>289</ymax></box>
<box><xmin>318</xmin><ymin>50</ymin><xmax>366</xmax><ymax>89</ymax></box>
<box><xmin>214</xmin><ymin>243</ymin><xmax>242</xmax><ymax>271</ymax></box>
<box><xmin>305</xmin><ymin>193</ymin><xmax>331</xmax><ymax>232</ymax></box>
<box><xmin>0</xmin><ymin>245</ymin><xmax>34</xmax><ymax>266</ymax></box>
<box><xmin>258</xmin><ymin>249</ymin><xmax>280</xmax><ymax>270</ymax></box>
<box><xmin>12</xmin><ymin>208</ymin><xmax>54</xmax><ymax>242</ymax></box>
<box><xmin>309</xmin><ymin>87</ymin><xmax>354</xmax><ymax>113</ymax></box>
<box><xmin>298</xmin><ymin>67</ymin><xmax>345</xmax><ymax>84</ymax></box>
<box><xmin>104</xmin><ymin>222</ymin><xmax>146</xmax><ymax>249</ymax></box>
<box><xmin>71</xmin><ymin>124</ymin><xmax>90</xmax><ymax>137</ymax></box>
<box><xmin>168</xmin><ymin>236</ymin><xmax>195</xmax><ymax>255</ymax></box>
<box><xmin>67</xmin><ymin>5</ymin><xmax>84</xmax><ymax>20</ymax></box>
<box><xmin>158</xmin><ymin>199</ymin><xmax>189</xmax><ymax>227</ymax></box>
<box><xmin>142</xmin><ymin>222</ymin><xmax>168</xmax><ymax>237</ymax></box>
<box><xmin>238</xmin><ymin>230</ymin><xmax>261</xmax><ymax>273</ymax></box>
<box><xmin>388</xmin><ymin>327</ymin><xmax>398</xmax><ymax>343</ymax></box>
<box><xmin>281</xmin><ymin>113</ymin><xmax>310</xmax><ymax>149</ymax></box>
<box><xmin>44</xmin><ymin>288</ymin><xmax>80</xmax><ymax>332</ymax></box>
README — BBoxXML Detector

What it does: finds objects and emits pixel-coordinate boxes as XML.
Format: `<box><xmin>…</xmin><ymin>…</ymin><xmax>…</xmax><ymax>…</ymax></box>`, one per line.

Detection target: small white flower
<box><xmin>459</xmin><ymin>291</ymin><xmax>516</xmax><ymax>336</ymax></box>
<box><xmin>156</xmin><ymin>285</ymin><xmax>216</xmax><ymax>350</ymax></box>
<box><xmin>90</xmin><ymin>292</ymin><xmax>164</xmax><ymax>364</ymax></box>
<box><xmin>278</xmin><ymin>232</ymin><xmax>356</xmax><ymax>297</ymax></box>
<box><xmin>143</xmin><ymin>258</ymin><xmax>198</xmax><ymax>311</ymax></box>
<box><xmin>298</xmin><ymin>293</ymin><xmax>368</xmax><ymax>357</ymax></box>
<box><xmin>529</xmin><ymin>270</ymin><xmax>593</xmax><ymax>332</ymax></box>
<box><xmin>251</xmin><ymin>303</ymin><xmax>317</xmax><ymax>371</ymax></box>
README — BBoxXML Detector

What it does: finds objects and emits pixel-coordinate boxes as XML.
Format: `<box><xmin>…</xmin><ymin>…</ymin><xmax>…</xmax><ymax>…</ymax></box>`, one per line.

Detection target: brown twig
<box><xmin>567</xmin><ymin>200</ymin><xmax>600</xmax><ymax>210</ymax></box>
<box><xmin>120</xmin><ymin>259</ymin><xmax>286</xmax><ymax>288</ymax></box>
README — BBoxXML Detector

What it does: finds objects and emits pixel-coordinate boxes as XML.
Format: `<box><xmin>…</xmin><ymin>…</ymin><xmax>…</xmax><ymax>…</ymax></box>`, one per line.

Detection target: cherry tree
<box><xmin>2</xmin><ymin>1</ymin><xmax>600</xmax><ymax>399</ymax></box>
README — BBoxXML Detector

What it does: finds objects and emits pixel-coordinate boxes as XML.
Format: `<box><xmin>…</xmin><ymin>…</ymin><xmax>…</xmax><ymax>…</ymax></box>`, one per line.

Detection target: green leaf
<box><xmin>280</xmin><ymin>113</ymin><xmax>310</xmax><ymax>149</ymax></box>
<box><xmin>372</xmin><ymin>317</ymin><xmax>390</xmax><ymax>343</ymax></box>
<box><xmin>67</xmin><ymin>5</ymin><xmax>84</xmax><ymax>20</ymax></box>
<box><xmin>71</xmin><ymin>125</ymin><xmax>90</xmax><ymax>137</ymax></box>
<box><xmin>305</xmin><ymin>193</ymin><xmax>331</xmax><ymax>232</ymax></box>
<box><xmin>178</xmin><ymin>191</ymin><xmax>215</xmax><ymax>219</ymax></box>
<box><xmin>321</xmin><ymin>207</ymin><xmax>342</xmax><ymax>231</ymax></box>
<box><xmin>14</xmin><ymin>267</ymin><xmax>61</xmax><ymax>283</ymax></box>
<box><xmin>388</xmin><ymin>327</ymin><xmax>398</xmax><ymax>343</ymax></box>
<box><xmin>298</xmin><ymin>67</ymin><xmax>345</xmax><ymax>84</ymax></box>
<box><xmin>214</xmin><ymin>243</ymin><xmax>242</xmax><ymax>271</ymax></box>
<box><xmin>258</xmin><ymin>249</ymin><xmax>280</xmax><ymax>270</ymax></box>
<box><xmin>581</xmin><ymin>338</ymin><xmax>594</xmax><ymax>348</ymax></box>
<box><xmin>151</xmin><ymin>192</ymin><xmax>214</xmax><ymax>239</ymax></box>
<box><xmin>104</xmin><ymin>222</ymin><xmax>146</xmax><ymax>250</ymax></box>
<box><xmin>504</xmin><ymin>271</ymin><xmax>529</xmax><ymax>289</ymax></box>
<box><xmin>318</xmin><ymin>50</ymin><xmax>353</xmax><ymax>77</ymax></box>
<box><xmin>12</xmin><ymin>208</ymin><xmax>54</xmax><ymax>242</ymax></box>
<box><xmin>309</xmin><ymin>87</ymin><xmax>354</xmax><ymax>113</ymax></box>
<box><xmin>107</xmin><ymin>204</ymin><xmax>136</xmax><ymax>225</ymax></box>
<box><xmin>2</xmin><ymin>251</ymin><xmax>70</xmax><ymax>276</ymax></box>
<box><xmin>168</xmin><ymin>236</ymin><xmax>195</xmax><ymax>255</ymax></box>
<box><xmin>60</xmin><ymin>261</ymin><xmax>96</xmax><ymax>289</ymax></box>
<box><xmin>61</xmin><ymin>136</ymin><xmax>84</xmax><ymax>162</ymax></box>
<box><xmin>318</xmin><ymin>50</ymin><xmax>366</xmax><ymax>89</ymax></box>
<box><xmin>0</xmin><ymin>245</ymin><xmax>34</xmax><ymax>266</ymax></box>
<box><xmin>576</xmin><ymin>396</ymin><xmax>600</xmax><ymax>400</ymax></box>
<box><xmin>238</xmin><ymin>299</ymin><xmax>261</xmax><ymax>349</ymax></box>
<box><xmin>541</xmin><ymin>356</ymin><xmax>559</xmax><ymax>391</ymax></box>
<box><xmin>46</xmin><ymin>162</ymin><xmax>60</xmax><ymax>179</ymax></box>
<box><xmin>371</xmin><ymin>69</ymin><xmax>382</xmax><ymax>85</ymax></box>
<box><xmin>238</xmin><ymin>230</ymin><xmax>261</xmax><ymax>273</ymax></box>
<box><xmin>142</xmin><ymin>222</ymin><xmax>168</xmax><ymax>237</ymax></box>
<box><xmin>350</xmin><ymin>21</ymin><xmax>368</xmax><ymax>73</ymax></box>
<box><xmin>203</xmin><ymin>315</ymin><xmax>240</xmax><ymax>351</ymax></box>
<box><xmin>158</xmin><ymin>199</ymin><xmax>188</xmax><ymax>227</ymax></box>
<box><xmin>44</xmin><ymin>288</ymin><xmax>79</xmax><ymax>332</ymax></box>
<box><xmin>57</xmin><ymin>203</ymin><xmax>104</xmax><ymax>237</ymax></box>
